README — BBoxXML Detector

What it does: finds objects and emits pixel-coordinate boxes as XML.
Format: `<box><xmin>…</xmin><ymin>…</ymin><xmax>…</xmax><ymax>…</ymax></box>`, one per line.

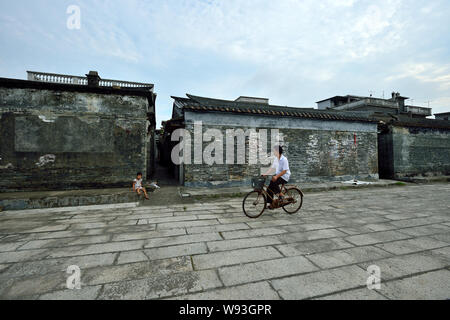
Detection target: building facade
<box><xmin>0</xmin><ymin>71</ymin><xmax>156</xmax><ymax>192</ymax></box>
<box><xmin>317</xmin><ymin>92</ymin><xmax>450</xmax><ymax>180</ymax></box>
<box><xmin>316</xmin><ymin>92</ymin><xmax>432</xmax><ymax>118</ymax></box>
<box><xmin>165</xmin><ymin>94</ymin><xmax>379</xmax><ymax>187</ymax></box>
<box><xmin>378</xmin><ymin>118</ymin><xmax>450</xmax><ymax>179</ymax></box>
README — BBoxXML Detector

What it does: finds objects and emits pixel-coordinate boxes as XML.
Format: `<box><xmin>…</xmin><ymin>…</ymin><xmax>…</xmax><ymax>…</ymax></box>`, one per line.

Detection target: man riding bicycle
<box><xmin>262</xmin><ymin>145</ymin><xmax>291</xmax><ymax>210</ymax></box>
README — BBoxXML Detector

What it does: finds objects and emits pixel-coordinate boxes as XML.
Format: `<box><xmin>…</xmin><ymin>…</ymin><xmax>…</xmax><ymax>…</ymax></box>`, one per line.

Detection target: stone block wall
<box><xmin>380</xmin><ymin>125</ymin><xmax>450</xmax><ymax>179</ymax></box>
<box><xmin>282</xmin><ymin>128</ymin><xmax>378</xmax><ymax>182</ymax></box>
<box><xmin>180</xmin><ymin>112</ymin><xmax>379</xmax><ymax>187</ymax></box>
<box><xmin>0</xmin><ymin>84</ymin><xmax>150</xmax><ymax>191</ymax></box>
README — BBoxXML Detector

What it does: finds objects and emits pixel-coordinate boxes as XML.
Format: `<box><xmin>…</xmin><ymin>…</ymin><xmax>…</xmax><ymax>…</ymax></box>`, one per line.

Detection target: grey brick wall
<box><xmin>390</xmin><ymin>125</ymin><xmax>450</xmax><ymax>178</ymax></box>
<box><xmin>181</xmin><ymin>114</ymin><xmax>379</xmax><ymax>187</ymax></box>
<box><xmin>0</xmin><ymin>87</ymin><xmax>149</xmax><ymax>191</ymax></box>
<box><xmin>282</xmin><ymin>128</ymin><xmax>378</xmax><ymax>183</ymax></box>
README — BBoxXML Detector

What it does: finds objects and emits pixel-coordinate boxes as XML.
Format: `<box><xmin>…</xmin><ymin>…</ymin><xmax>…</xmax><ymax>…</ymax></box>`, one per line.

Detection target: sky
<box><xmin>1</xmin><ymin>0</ymin><xmax>450</xmax><ymax>127</ymax></box>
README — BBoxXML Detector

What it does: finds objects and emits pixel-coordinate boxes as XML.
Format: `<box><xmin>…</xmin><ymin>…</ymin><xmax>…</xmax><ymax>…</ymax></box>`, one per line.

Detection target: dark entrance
<box><xmin>377</xmin><ymin>125</ymin><xmax>394</xmax><ymax>179</ymax></box>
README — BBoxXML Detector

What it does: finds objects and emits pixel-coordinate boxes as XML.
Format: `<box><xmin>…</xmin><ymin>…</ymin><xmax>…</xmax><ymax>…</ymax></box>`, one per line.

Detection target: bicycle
<box><xmin>242</xmin><ymin>176</ymin><xmax>304</xmax><ymax>218</ymax></box>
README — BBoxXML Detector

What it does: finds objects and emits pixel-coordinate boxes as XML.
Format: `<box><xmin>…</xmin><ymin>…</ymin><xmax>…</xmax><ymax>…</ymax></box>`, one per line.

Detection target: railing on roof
<box><xmin>405</xmin><ymin>105</ymin><xmax>432</xmax><ymax>116</ymax></box>
<box><xmin>27</xmin><ymin>71</ymin><xmax>153</xmax><ymax>89</ymax></box>
<box><xmin>333</xmin><ymin>98</ymin><xmax>399</xmax><ymax>111</ymax></box>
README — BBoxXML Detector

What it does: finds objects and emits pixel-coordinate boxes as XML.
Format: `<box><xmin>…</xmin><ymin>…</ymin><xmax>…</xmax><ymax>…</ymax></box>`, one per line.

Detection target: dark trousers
<box><xmin>267</xmin><ymin>177</ymin><xmax>287</xmax><ymax>203</ymax></box>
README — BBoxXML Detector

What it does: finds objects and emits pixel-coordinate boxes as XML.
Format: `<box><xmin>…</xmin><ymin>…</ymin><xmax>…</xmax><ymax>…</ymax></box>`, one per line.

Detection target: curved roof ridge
<box><xmin>173</xmin><ymin>94</ymin><xmax>378</xmax><ymax>123</ymax></box>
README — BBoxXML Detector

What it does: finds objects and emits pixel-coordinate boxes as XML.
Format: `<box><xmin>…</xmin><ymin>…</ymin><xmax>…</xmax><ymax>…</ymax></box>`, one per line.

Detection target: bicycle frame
<box><xmin>257</xmin><ymin>179</ymin><xmax>288</xmax><ymax>203</ymax></box>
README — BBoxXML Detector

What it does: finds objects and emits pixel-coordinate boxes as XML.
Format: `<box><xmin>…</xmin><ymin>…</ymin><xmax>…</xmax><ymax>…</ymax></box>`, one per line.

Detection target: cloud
<box><xmin>144</xmin><ymin>0</ymin><xmax>406</xmax><ymax>69</ymax></box>
<box><xmin>1</xmin><ymin>0</ymin><xmax>450</xmax><ymax>126</ymax></box>
<box><xmin>430</xmin><ymin>96</ymin><xmax>450</xmax><ymax>115</ymax></box>
<box><xmin>386</xmin><ymin>62</ymin><xmax>450</xmax><ymax>91</ymax></box>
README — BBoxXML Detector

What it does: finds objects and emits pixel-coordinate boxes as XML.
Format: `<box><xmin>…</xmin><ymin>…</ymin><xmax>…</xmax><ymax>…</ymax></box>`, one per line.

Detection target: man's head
<box><xmin>137</xmin><ymin>172</ymin><xmax>143</xmax><ymax>179</ymax></box>
<box><xmin>273</xmin><ymin>145</ymin><xmax>283</xmax><ymax>158</ymax></box>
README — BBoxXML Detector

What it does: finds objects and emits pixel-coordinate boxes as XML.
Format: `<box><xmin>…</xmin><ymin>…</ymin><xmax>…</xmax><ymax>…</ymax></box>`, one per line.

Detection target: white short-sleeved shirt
<box><xmin>134</xmin><ymin>178</ymin><xmax>143</xmax><ymax>189</ymax></box>
<box><xmin>271</xmin><ymin>155</ymin><xmax>291</xmax><ymax>182</ymax></box>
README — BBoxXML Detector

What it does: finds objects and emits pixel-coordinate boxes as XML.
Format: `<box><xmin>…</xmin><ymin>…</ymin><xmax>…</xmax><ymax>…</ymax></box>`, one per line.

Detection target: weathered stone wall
<box><xmin>282</xmin><ymin>128</ymin><xmax>378</xmax><ymax>182</ymax></box>
<box><xmin>0</xmin><ymin>86</ymin><xmax>149</xmax><ymax>191</ymax></box>
<box><xmin>181</xmin><ymin>112</ymin><xmax>379</xmax><ymax>187</ymax></box>
<box><xmin>385</xmin><ymin>125</ymin><xmax>450</xmax><ymax>178</ymax></box>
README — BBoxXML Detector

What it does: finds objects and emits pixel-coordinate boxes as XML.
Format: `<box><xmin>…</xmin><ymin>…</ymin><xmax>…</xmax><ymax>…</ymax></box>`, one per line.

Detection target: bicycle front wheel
<box><xmin>243</xmin><ymin>191</ymin><xmax>267</xmax><ymax>218</ymax></box>
<box><xmin>282</xmin><ymin>187</ymin><xmax>304</xmax><ymax>214</ymax></box>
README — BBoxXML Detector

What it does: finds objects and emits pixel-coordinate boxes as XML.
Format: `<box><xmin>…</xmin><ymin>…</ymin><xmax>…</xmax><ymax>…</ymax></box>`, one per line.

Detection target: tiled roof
<box><xmin>387</xmin><ymin>117</ymin><xmax>450</xmax><ymax>129</ymax></box>
<box><xmin>434</xmin><ymin>112</ymin><xmax>450</xmax><ymax>115</ymax></box>
<box><xmin>172</xmin><ymin>94</ymin><xmax>378</xmax><ymax>123</ymax></box>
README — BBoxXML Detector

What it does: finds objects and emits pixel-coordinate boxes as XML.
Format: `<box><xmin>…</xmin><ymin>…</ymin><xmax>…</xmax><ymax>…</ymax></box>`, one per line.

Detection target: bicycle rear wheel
<box><xmin>282</xmin><ymin>187</ymin><xmax>303</xmax><ymax>214</ymax></box>
<box><xmin>243</xmin><ymin>191</ymin><xmax>267</xmax><ymax>218</ymax></box>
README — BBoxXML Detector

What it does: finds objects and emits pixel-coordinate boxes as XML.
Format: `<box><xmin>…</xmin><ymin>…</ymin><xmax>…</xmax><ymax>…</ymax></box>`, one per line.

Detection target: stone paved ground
<box><xmin>0</xmin><ymin>183</ymin><xmax>449</xmax><ymax>300</ymax></box>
